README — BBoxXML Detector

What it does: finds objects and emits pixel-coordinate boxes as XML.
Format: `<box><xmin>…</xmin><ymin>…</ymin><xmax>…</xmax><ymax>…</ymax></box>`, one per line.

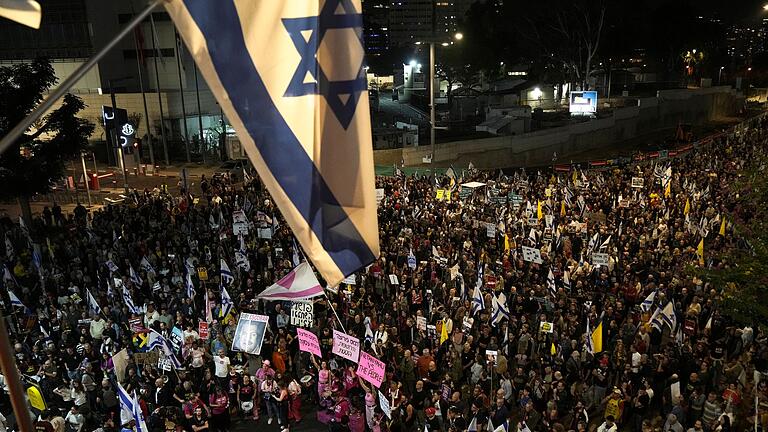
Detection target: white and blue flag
<box><xmin>118</xmin><ymin>279</ymin><xmax>141</xmax><ymax>315</ymax></box>
<box><xmin>640</xmin><ymin>290</ymin><xmax>656</xmax><ymax>313</ymax></box>
<box><xmin>491</xmin><ymin>293</ymin><xmax>509</xmax><ymax>327</ymax></box>
<box><xmin>129</xmin><ymin>265</ymin><xmax>143</xmax><ymax>288</ymax></box>
<box><xmin>164</xmin><ymin>0</ymin><xmax>380</xmax><ymax>287</ymax></box>
<box><xmin>220</xmin><ymin>259</ymin><xmax>234</xmax><ymax>287</ymax></box>
<box><xmin>547</xmin><ymin>268</ymin><xmax>556</xmax><ymax>298</ymax></box>
<box><xmin>471</xmin><ymin>279</ymin><xmax>484</xmax><ymax>316</ymax></box>
<box><xmin>140</xmin><ymin>256</ymin><xmax>155</xmax><ymax>274</ymax></box>
<box><xmin>147</xmin><ymin>329</ymin><xmax>182</xmax><ymax>368</ymax></box>
<box><xmin>220</xmin><ymin>286</ymin><xmax>234</xmax><ymax>319</ymax></box>
<box><xmin>8</xmin><ymin>289</ymin><xmax>25</xmax><ymax>309</ymax></box>
<box><xmin>86</xmin><ymin>288</ymin><xmax>102</xmax><ymax>316</ymax></box>
<box><xmin>185</xmin><ymin>272</ymin><xmax>196</xmax><ymax>299</ymax></box>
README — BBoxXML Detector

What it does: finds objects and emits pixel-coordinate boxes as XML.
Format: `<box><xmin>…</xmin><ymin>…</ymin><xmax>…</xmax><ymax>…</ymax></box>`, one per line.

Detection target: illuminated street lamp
<box><xmin>414</xmin><ymin>32</ymin><xmax>464</xmax><ymax>161</ymax></box>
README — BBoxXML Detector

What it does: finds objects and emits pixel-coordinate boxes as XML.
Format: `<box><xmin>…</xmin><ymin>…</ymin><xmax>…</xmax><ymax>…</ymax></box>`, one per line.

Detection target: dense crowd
<box><xmin>1</xmin><ymin>114</ymin><xmax>768</xmax><ymax>432</ymax></box>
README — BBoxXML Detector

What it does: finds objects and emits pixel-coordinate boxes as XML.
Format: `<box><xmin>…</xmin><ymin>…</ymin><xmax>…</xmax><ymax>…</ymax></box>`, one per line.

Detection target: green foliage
<box><xmin>0</xmin><ymin>58</ymin><xmax>94</xmax><ymax>198</ymax></box>
<box><xmin>695</xmin><ymin>157</ymin><xmax>768</xmax><ymax>329</ymax></box>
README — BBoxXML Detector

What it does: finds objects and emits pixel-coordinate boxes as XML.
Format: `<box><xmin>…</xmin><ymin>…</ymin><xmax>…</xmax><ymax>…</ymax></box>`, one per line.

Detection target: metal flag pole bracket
<box><xmin>0</xmin><ymin>0</ymin><xmax>163</xmax><ymax>158</ymax></box>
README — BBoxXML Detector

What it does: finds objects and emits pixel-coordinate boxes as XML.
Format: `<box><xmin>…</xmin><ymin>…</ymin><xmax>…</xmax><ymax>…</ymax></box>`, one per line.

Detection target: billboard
<box><xmin>569</xmin><ymin>91</ymin><xmax>598</xmax><ymax>115</ymax></box>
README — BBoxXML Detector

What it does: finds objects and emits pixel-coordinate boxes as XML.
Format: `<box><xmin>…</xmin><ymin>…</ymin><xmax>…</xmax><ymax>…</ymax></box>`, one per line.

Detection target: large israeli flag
<box><xmin>165</xmin><ymin>0</ymin><xmax>380</xmax><ymax>286</ymax></box>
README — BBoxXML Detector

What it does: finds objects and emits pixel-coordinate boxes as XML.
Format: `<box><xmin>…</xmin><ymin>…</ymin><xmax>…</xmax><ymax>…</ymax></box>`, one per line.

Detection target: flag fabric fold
<box><xmin>164</xmin><ymin>0</ymin><xmax>379</xmax><ymax>287</ymax></box>
<box><xmin>256</xmin><ymin>262</ymin><xmax>324</xmax><ymax>301</ymax></box>
<box><xmin>147</xmin><ymin>329</ymin><xmax>182</xmax><ymax>368</ymax></box>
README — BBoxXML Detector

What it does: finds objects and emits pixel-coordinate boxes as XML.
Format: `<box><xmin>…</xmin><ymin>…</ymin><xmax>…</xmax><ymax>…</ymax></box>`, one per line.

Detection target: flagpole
<box><xmin>0</xmin><ymin>0</ymin><xmax>163</xmax><ymax>158</ymax></box>
<box><xmin>324</xmin><ymin>292</ymin><xmax>347</xmax><ymax>334</ymax></box>
<box><xmin>0</xmin><ymin>318</ymin><xmax>34</xmax><ymax>432</ymax></box>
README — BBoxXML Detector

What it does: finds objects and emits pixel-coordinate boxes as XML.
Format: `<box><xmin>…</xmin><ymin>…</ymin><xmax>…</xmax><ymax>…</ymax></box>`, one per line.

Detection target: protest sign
<box><xmin>152</xmin><ymin>281</ymin><xmax>161</xmax><ymax>292</ymax></box>
<box><xmin>486</xmin><ymin>223</ymin><xmax>496</xmax><ymax>238</ymax></box>
<box><xmin>342</xmin><ymin>274</ymin><xmax>356</xmax><ymax>285</ymax></box>
<box><xmin>357</xmin><ymin>352</ymin><xmax>385</xmax><ymax>388</ymax></box>
<box><xmin>158</xmin><ymin>356</ymin><xmax>172</xmax><ymax>371</ymax></box>
<box><xmin>407</xmin><ymin>253</ymin><xmax>417</xmax><ymax>269</ymax></box>
<box><xmin>435</xmin><ymin>189</ymin><xmax>445</xmax><ymax>200</ymax></box>
<box><xmin>197</xmin><ymin>267</ymin><xmax>208</xmax><ymax>281</ymax></box>
<box><xmin>290</xmin><ymin>302</ymin><xmax>314</xmax><ymax>328</ymax></box>
<box><xmin>231</xmin><ymin>313</ymin><xmax>269</xmax><ymax>355</ymax></box>
<box><xmin>170</xmin><ymin>327</ymin><xmax>183</xmax><ymax>355</ymax></box>
<box><xmin>388</xmin><ymin>274</ymin><xmax>399</xmax><ymax>285</ymax></box>
<box><xmin>463</xmin><ymin>317</ymin><xmax>474</xmax><ymax>334</ymax></box>
<box><xmin>592</xmin><ymin>252</ymin><xmax>609</xmax><ymax>267</ymax></box>
<box><xmin>631</xmin><ymin>177</ymin><xmax>645</xmax><ymax>188</ymax></box>
<box><xmin>379</xmin><ymin>390</ymin><xmax>391</xmax><ymax>419</ymax></box>
<box><xmin>297</xmin><ymin>328</ymin><xmax>322</xmax><ymax>357</ymax></box>
<box><xmin>585</xmin><ymin>211</ymin><xmax>607</xmax><ymax>223</ymax></box>
<box><xmin>416</xmin><ymin>316</ymin><xmax>427</xmax><ymax>331</ymax></box>
<box><xmin>521</xmin><ymin>246</ymin><xmax>543</xmax><ymax>264</ymax></box>
<box><xmin>232</xmin><ymin>210</ymin><xmax>249</xmax><ymax>235</ymax></box>
<box><xmin>198</xmin><ymin>321</ymin><xmax>209</xmax><ymax>340</ymax></box>
<box><xmin>539</xmin><ymin>321</ymin><xmax>554</xmax><ymax>333</ymax></box>
<box><xmin>105</xmin><ymin>260</ymin><xmax>119</xmax><ymax>273</ymax></box>
<box><xmin>486</xmin><ymin>350</ymin><xmax>498</xmax><ymax>365</ymax></box>
<box><xmin>257</xmin><ymin>228</ymin><xmax>272</xmax><ymax>239</ymax></box>
<box><xmin>375</xmin><ymin>188</ymin><xmax>384</xmax><ymax>206</ymax></box>
<box><xmin>332</xmin><ymin>329</ymin><xmax>360</xmax><ymax>363</ymax></box>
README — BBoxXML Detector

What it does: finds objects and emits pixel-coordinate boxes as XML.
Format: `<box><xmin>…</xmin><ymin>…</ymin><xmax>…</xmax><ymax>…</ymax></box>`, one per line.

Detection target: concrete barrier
<box><xmin>375</xmin><ymin>87</ymin><xmax>743</xmax><ymax>169</ymax></box>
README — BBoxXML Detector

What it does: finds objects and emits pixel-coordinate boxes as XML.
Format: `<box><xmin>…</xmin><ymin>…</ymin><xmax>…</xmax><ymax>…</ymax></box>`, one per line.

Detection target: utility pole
<box><xmin>150</xmin><ymin>14</ymin><xmax>169</xmax><ymax>165</ymax></box>
<box><xmin>109</xmin><ymin>81</ymin><xmax>129</xmax><ymax>194</ymax></box>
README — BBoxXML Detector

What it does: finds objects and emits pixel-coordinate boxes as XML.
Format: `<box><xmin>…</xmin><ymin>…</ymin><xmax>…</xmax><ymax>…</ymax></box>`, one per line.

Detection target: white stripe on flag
<box><xmin>164</xmin><ymin>0</ymin><xmax>380</xmax><ymax>287</ymax></box>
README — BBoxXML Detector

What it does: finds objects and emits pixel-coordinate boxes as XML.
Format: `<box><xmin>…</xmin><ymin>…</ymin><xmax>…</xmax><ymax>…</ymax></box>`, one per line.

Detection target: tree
<box><xmin>514</xmin><ymin>0</ymin><xmax>606</xmax><ymax>90</ymax></box>
<box><xmin>0</xmin><ymin>58</ymin><xmax>94</xmax><ymax>229</ymax></box>
<box><xmin>693</xmin><ymin>147</ymin><xmax>768</xmax><ymax>330</ymax></box>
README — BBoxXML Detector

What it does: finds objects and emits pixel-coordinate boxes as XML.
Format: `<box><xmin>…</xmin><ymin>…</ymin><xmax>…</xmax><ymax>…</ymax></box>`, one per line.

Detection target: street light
<box><xmin>719</xmin><ymin>66</ymin><xmax>725</xmax><ymax>85</ymax></box>
<box><xmin>763</xmin><ymin>4</ymin><xmax>768</xmax><ymax>10</ymax></box>
<box><xmin>415</xmin><ymin>32</ymin><xmax>463</xmax><ymax>162</ymax></box>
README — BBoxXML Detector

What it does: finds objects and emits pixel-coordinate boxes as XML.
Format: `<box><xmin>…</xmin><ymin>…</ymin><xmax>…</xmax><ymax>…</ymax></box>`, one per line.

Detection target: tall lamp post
<box><xmin>415</xmin><ymin>32</ymin><xmax>463</xmax><ymax>163</ymax></box>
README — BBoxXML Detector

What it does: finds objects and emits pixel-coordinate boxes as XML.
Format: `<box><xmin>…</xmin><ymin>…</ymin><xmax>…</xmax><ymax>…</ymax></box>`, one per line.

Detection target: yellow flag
<box><xmin>550</xmin><ymin>342</ymin><xmax>556</xmax><ymax>356</ymax></box>
<box><xmin>572</xmin><ymin>170</ymin><xmax>578</xmax><ymax>183</ymax></box>
<box><xmin>504</xmin><ymin>234</ymin><xmax>511</xmax><ymax>253</ymax></box>
<box><xmin>664</xmin><ymin>181</ymin><xmax>671</xmax><ymax>198</ymax></box>
<box><xmin>440</xmin><ymin>320</ymin><xmax>448</xmax><ymax>345</ymax></box>
<box><xmin>697</xmin><ymin>239</ymin><xmax>704</xmax><ymax>265</ymax></box>
<box><xmin>591</xmin><ymin>322</ymin><xmax>603</xmax><ymax>353</ymax></box>
<box><xmin>560</xmin><ymin>200</ymin><xmax>566</xmax><ymax>217</ymax></box>
<box><xmin>684</xmin><ymin>198</ymin><xmax>690</xmax><ymax>216</ymax></box>
<box><xmin>537</xmin><ymin>200</ymin><xmax>543</xmax><ymax>220</ymax></box>
<box><xmin>719</xmin><ymin>218</ymin><xmax>726</xmax><ymax>236</ymax></box>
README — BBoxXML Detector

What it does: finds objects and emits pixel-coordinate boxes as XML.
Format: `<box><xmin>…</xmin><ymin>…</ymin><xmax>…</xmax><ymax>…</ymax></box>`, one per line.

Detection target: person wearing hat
<box><xmin>424</xmin><ymin>407</ymin><xmax>440</xmax><ymax>431</ymax></box>
<box><xmin>602</xmin><ymin>388</ymin><xmax>624</xmax><ymax>427</ymax></box>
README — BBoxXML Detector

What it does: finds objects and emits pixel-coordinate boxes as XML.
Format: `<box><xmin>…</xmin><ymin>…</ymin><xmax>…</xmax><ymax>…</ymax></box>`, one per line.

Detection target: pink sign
<box><xmin>332</xmin><ymin>329</ymin><xmax>360</xmax><ymax>363</ymax></box>
<box><xmin>357</xmin><ymin>351</ymin><xmax>385</xmax><ymax>388</ymax></box>
<box><xmin>296</xmin><ymin>328</ymin><xmax>321</xmax><ymax>357</ymax></box>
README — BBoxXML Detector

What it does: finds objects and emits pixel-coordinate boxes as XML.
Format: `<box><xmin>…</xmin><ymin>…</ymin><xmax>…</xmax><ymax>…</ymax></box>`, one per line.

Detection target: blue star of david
<box><xmin>282</xmin><ymin>0</ymin><xmax>367</xmax><ymax>130</ymax></box>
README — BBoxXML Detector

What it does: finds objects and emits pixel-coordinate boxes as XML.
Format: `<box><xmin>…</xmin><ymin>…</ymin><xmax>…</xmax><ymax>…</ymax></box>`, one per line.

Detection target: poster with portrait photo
<box><xmin>231</xmin><ymin>313</ymin><xmax>269</xmax><ymax>355</ymax></box>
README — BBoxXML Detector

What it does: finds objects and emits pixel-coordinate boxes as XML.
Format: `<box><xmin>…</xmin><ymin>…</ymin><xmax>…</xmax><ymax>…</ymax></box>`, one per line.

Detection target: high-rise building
<box><xmin>388</xmin><ymin>0</ymin><xmax>475</xmax><ymax>47</ymax></box>
<box><xmin>362</xmin><ymin>0</ymin><xmax>390</xmax><ymax>56</ymax></box>
<box><xmin>389</xmin><ymin>0</ymin><xmax>435</xmax><ymax>46</ymax></box>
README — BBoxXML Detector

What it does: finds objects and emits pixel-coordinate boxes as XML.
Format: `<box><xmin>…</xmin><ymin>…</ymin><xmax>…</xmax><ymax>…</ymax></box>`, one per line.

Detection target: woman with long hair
<box><xmin>208</xmin><ymin>385</ymin><xmax>230</xmax><ymax>432</ymax></box>
<box><xmin>273</xmin><ymin>380</ymin><xmax>290</xmax><ymax>431</ymax></box>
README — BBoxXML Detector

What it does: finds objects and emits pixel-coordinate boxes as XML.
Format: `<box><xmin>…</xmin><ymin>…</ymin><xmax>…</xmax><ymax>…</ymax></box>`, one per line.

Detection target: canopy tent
<box><xmin>461</xmin><ymin>181</ymin><xmax>487</xmax><ymax>188</ymax></box>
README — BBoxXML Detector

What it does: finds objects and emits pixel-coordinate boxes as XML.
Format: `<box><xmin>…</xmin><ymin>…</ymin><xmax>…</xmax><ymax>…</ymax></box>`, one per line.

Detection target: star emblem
<box><xmin>283</xmin><ymin>0</ymin><xmax>367</xmax><ymax>129</ymax></box>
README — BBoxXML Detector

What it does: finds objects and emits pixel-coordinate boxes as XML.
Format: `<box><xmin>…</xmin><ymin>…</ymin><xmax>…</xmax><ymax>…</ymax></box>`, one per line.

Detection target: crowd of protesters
<box><xmin>1</xmin><ymin>113</ymin><xmax>768</xmax><ymax>432</ymax></box>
